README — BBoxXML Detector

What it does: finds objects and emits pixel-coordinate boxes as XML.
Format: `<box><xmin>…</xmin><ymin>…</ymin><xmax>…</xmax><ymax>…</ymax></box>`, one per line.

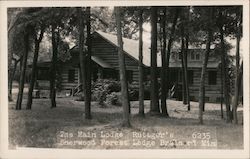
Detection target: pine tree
<box><xmin>114</xmin><ymin>7</ymin><xmax>131</xmax><ymax>127</ymax></box>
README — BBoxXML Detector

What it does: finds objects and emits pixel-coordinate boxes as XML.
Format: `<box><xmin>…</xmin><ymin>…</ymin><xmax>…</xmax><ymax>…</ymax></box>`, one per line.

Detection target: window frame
<box><xmin>37</xmin><ymin>67</ymin><xmax>50</xmax><ymax>80</ymax></box>
<box><xmin>195</xmin><ymin>53</ymin><xmax>200</xmax><ymax>60</ymax></box>
<box><xmin>208</xmin><ymin>70</ymin><xmax>217</xmax><ymax>85</ymax></box>
<box><xmin>190</xmin><ymin>51</ymin><xmax>195</xmax><ymax>60</ymax></box>
<box><xmin>68</xmin><ymin>69</ymin><xmax>75</xmax><ymax>82</ymax></box>
<box><xmin>187</xmin><ymin>70</ymin><xmax>194</xmax><ymax>85</ymax></box>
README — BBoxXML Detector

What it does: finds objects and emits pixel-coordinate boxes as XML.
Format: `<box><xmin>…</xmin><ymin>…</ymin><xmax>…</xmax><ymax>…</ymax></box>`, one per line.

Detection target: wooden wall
<box><xmin>35</xmin><ymin>34</ymin><xmax>223</xmax><ymax>103</ymax></box>
<box><xmin>92</xmin><ymin>35</ymin><xmax>139</xmax><ymax>82</ymax></box>
<box><xmin>187</xmin><ymin>68</ymin><xmax>222</xmax><ymax>102</ymax></box>
<box><xmin>59</xmin><ymin>65</ymin><xmax>79</xmax><ymax>90</ymax></box>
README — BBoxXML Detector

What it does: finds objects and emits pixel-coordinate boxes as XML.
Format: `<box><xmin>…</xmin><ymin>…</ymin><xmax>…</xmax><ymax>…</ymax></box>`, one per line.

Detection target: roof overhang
<box><xmin>169</xmin><ymin>61</ymin><xmax>220</xmax><ymax>68</ymax></box>
<box><xmin>91</xmin><ymin>56</ymin><xmax>113</xmax><ymax>69</ymax></box>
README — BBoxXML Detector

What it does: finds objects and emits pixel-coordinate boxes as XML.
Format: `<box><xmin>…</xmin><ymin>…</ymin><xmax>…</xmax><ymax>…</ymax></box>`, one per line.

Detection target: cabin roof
<box><xmin>94</xmin><ymin>31</ymin><xmax>219</xmax><ymax>68</ymax></box>
<box><xmin>35</xmin><ymin>31</ymin><xmax>220</xmax><ymax>69</ymax></box>
<box><xmin>34</xmin><ymin>56</ymin><xmax>113</xmax><ymax>69</ymax></box>
<box><xmin>169</xmin><ymin>61</ymin><xmax>220</xmax><ymax>68</ymax></box>
<box><xmin>91</xmin><ymin>56</ymin><xmax>113</xmax><ymax>68</ymax></box>
<box><xmin>94</xmin><ymin>31</ymin><xmax>153</xmax><ymax>67</ymax></box>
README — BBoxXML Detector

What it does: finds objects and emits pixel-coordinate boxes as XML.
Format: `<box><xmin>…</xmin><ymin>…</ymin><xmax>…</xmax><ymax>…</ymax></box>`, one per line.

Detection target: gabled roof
<box><xmin>169</xmin><ymin>60</ymin><xmax>220</xmax><ymax>68</ymax></box>
<box><xmin>36</xmin><ymin>31</ymin><xmax>220</xmax><ymax>69</ymax></box>
<box><xmin>95</xmin><ymin>31</ymin><xmax>154</xmax><ymax>67</ymax></box>
<box><xmin>91</xmin><ymin>56</ymin><xmax>113</xmax><ymax>68</ymax></box>
<box><xmin>94</xmin><ymin>31</ymin><xmax>220</xmax><ymax>68</ymax></box>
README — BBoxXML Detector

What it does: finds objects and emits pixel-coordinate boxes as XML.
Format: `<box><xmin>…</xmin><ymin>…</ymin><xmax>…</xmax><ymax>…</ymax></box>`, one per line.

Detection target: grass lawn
<box><xmin>8</xmin><ymin>96</ymin><xmax>243</xmax><ymax>149</ymax></box>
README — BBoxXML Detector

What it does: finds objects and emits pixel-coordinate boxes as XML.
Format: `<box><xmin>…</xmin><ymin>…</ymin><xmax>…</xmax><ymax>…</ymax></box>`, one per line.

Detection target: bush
<box><xmin>128</xmin><ymin>82</ymin><xmax>139</xmax><ymax>101</ymax></box>
<box><xmin>91</xmin><ymin>79</ymin><xmax>153</xmax><ymax>106</ymax></box>
<box><xmin>92</xmin><ymin>79</ymin><xmax>121</xmax><ymax>106</ymax></box>
<box><xmin>105</xmin><ymin>92</ymin><xmax>122</xmax><ymax>106</ymax></box>
<box><xmin>129</xmin><ymin>81</ymin><xmax>151</xmax><ymax>100</ymax></box>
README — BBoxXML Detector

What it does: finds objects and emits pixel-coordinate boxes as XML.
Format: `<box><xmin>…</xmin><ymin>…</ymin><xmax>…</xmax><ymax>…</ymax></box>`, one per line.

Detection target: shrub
<box><xmin>129</xmin><ymin>81</ymin><xmax>151</xmax><ymax>100</ymax></box>
<box><xmin>92</xmin><ymin>79</ymin><xmax>121</xmax><ymax>106</ymax></box>
<box><xmin>128</xmin><ymin>82</ymin><xmax>139</xmax><ymax>101</ymax></box>
<box><xmin>91</xmin><ymin>79</ymin><xmax>154</xmax><ymax>106</ymax></box>
<box><xmin>105</xmin><ymin>92</ymin><xmax>122</xmax><ymax>106</ymax></box>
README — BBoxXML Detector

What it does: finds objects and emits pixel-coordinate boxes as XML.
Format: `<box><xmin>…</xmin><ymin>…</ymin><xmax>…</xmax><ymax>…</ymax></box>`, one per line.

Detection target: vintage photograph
<box><xmin>1</xmin><ymin>1</ymin><xmax>249</xmax><ymax>158</ymax></box>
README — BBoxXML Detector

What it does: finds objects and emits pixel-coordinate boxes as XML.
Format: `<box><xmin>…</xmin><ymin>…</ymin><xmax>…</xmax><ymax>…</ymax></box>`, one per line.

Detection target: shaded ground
<box><xmin>8</xmin><ymin>96</ymin><xmax>243</xmax><ymax>149</ymax></box>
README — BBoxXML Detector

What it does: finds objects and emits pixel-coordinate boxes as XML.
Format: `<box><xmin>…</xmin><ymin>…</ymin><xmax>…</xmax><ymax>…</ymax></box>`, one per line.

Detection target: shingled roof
<box><xmin>95</xmin><ymin>31</ymin><xmax>220</xmax><ymax>68</ymax></box>
<box><xmin>95</xmin><ymin>31</ymin><xmax>155</xmax><ymax>67</ymax></box>
<box><xmin>34</xmin><ymin>31</ymin><xmax>220</xmax><ymax>69</ymax></box>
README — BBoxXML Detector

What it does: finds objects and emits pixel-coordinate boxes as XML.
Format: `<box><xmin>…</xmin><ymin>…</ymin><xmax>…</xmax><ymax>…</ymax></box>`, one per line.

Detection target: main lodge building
<box><xmin>35</xmin><ymin>31</ymin><xmax>223</xmax><ymax>103</ymax></box>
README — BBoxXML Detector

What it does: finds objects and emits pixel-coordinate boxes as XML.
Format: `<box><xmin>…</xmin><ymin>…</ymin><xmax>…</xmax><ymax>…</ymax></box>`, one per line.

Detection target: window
<box><xmin>103</xmin><ymin>69</ymin><xmax>119</xmax><ymax>80</ymax></box>
<box><xmin>37</xmin><ymin>68</ymin><xmax>50</xmax><ymax>80</ymax></box>
<box><xmin>208</xmin><ymin>71</ymin><xmax>217</xmax><ymax>85</ymax></box>
<box><xmin>179</xmin><ymin>53</ymin><xmax>182</xmax><ymax>60</ymax></box>
<box><xmin>187</xmin><ymin>70</ymin><xmax>194</xmax><ymax>84</ymax></box>
<box><xmin>126</xmin><ymin>70</ymin><xmax>133</xmax><ymax>83</ymax></box>
<box><xmin>68</xmin><ymin>69</ymin><xmax>75</xmax><ymax>82</ymax></box>
<box><xmin>190</xmin><ymin>51</ymin><xmax>195</xmax><ymax>60</ymax></box>
<box><xmin>196</xmin><ymin>53</ymin><xmax>200</xmax><ymax>60</ymax></box>
<box><xmin>190</xmin><ymin>50</ymin><xmax>201</xmax><ymax>61</ymax></box>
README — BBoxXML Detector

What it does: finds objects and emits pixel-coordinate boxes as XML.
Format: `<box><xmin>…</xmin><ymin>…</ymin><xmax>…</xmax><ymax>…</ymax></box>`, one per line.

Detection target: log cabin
<box><xmin>34</xmin><ymin>31</ymin><xmax>223</xmax><ymax>102</ymax></box>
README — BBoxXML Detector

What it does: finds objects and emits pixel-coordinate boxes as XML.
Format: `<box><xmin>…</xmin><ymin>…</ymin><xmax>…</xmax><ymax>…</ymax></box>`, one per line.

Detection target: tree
<box><xmin>150</xmin><ymin>6</ymin><xmax>160</xmax><ymax>114</ymax></box>
<box><xmin>138</xmin><ymin>9</ymin><xmax>145</xmax><ymax>117</ymax></box>
<box><xmin>114</xmin><ymin>7</ymin><xmax>131</xmax><ymax>127</ymax></box>
<box><xmin>8</xmin><ymin>57</ymin><xmax>21</xmax><ymax>101</ymax></box>
<box><xmin>8</xmin><ymin>8</ymin><xmax>35</xmax><ymax>103</ymax></box>
<box><xmin>160</xmin><ymin>8</ymin><xmax>169</xmax><ymax>116</ymax></box>
<box><xmin>218</xmin><ymin>10</ymin><xmax>232</xmax><ymax>123</ymax></box>
<box><xmin>198</xmin><ymin>8</ymin><xmax>213</xmax><ymax>124</ymax></box>
<box><xmin>16</xmin><ymin>25</ymin><xmax>30</xmax><ymax>110</ymax></box>
<box><xmin>8</xmin><ymin>9</ymin><xmax>21</xmax><ymax>101</ymax></box>
<box><xmin>220</xmin><ymin>63</ymin><xmax>224</xmax><ymax>118</ymax></box>
<box><xmin>165</xmin><ymin>8</ymin><xmax>179</xmax><ymax>105</ymax></box>
<box><xmin>180</xmin><ymin>16</ymin><xmax>187</xmax><ymax>105</ymax></box>
<box><xmin>26</xmin><ymin>24</ymin><xmax>45</xmax><ymax>109</ymax></box>
<box><xmin>182</xmin><ymin>7</ymin><xmax>191</xmax><ymax>110</ymax></box>
<box><xmin>50</xmin><ymin>23</ymin><xmax>58</xmax><ymax>108</ymax></box>
<box><xmin>85</xmin><ymin>7</ymin><xmax>92</xmax><ymax>119</ymax></box>
<box><xmin>232</xmin><ymin>9</ymin><xmax>242</xmax><ymax>124</ymax></box>
<box><xmin>78</xmin><ymin>7</ymin><xmax>88</xmax><ymax>117</ymax></box>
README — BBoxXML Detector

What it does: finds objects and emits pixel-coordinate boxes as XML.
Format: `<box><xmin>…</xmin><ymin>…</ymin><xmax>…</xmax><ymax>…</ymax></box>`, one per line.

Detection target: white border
<box><xmin>0</xmin><ymin>0</ymin><xmax>249</xmax><ymax>159</ymax></box>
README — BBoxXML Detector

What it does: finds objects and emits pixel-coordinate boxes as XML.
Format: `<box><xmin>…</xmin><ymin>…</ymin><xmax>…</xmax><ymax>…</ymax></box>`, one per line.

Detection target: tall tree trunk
<box><xmin>181</xmin><ymin>68</ymin><xmax>187</xmax><ymax>104</ymax></box>
<box><xmin>184</xmin><ymin>8</ymin><xmax>191</xmax><ymax>110</ymax></box>
<box><xmin>150</xmin><ymin>7</ymin><xmax>160</xmax><ymax>114</ymax></box>
<box><xmin>16</xmin><ymin>27</ymin><xmax>29</xmax><ymax>110</ymax></box>
<box><xmin>165</xmin><ymin>8</ymin><xmax>179</xmax><ymax>100</ymax></box>
<box><xmin>138</xmin><ymin>9</ymin><xmax>145</xmax><ymax>117</ymax></box>
<box><xmin>78</xmin><ymin>8</ymin><xmax>87</xmax><ymax>118</ymax></box>
<box><xmin>85</xmin><ymin>7</ymin><xmax>92</xmax><ymax>119</ymax></box>
<box><xmin>26</xmin><ymin>27</ymin><xmax>45</xmax><ymax>109</ymax></box>
<box><xmin>50</xmin><ymin>24</ymin><xmax>58</xmax><ymax>108</ymax></box>
<box><xmin>198</xmin><ymin>8</ymin><xmax>213</xmax><ymax>124</ymax></box>
<box><xmin>220</xmin><ymin>65</ymin><xmax>224</xmax><ymax>118</ymax></box>
<box><xmin>180</xmin><ymin>24</ymin><xmax>187</xmax><ymax>105</ymax></box>
<box><xmin>9</xmin><ymin>58</ymin><xmax>20</xmax><ymax>101</ymax></box>
<box><xmin>232</xmin><ymin>12</ymin><xmax>242</xmax><ymax>124</ymax></box>
<box><xmin>160</xmin><ymin>8</ymin><xmax>169</xmax><ymax>117</ymax></box>
<box><xmin>184</xmin><ymin>35</ymin><xmax>190</xmax><ymax>110</ymax></box>
<box><xmin>232</xmin><ymin>61</ymin><xmax>243</xmax><ymax>123</ymax></box>
<box><xmin>115</xmin><ymin>7</ymin><xmax>131</xmax><ymax>127</ymax></box>
<box><xmin>218</xmin><ymin>11</ymin><xmax>232</xmax><ymax>123</ymax></box>
<box><xmin>8</xmin><ymin>27</ymin><xmax>15</xmax><ymax>102</ymax></box>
